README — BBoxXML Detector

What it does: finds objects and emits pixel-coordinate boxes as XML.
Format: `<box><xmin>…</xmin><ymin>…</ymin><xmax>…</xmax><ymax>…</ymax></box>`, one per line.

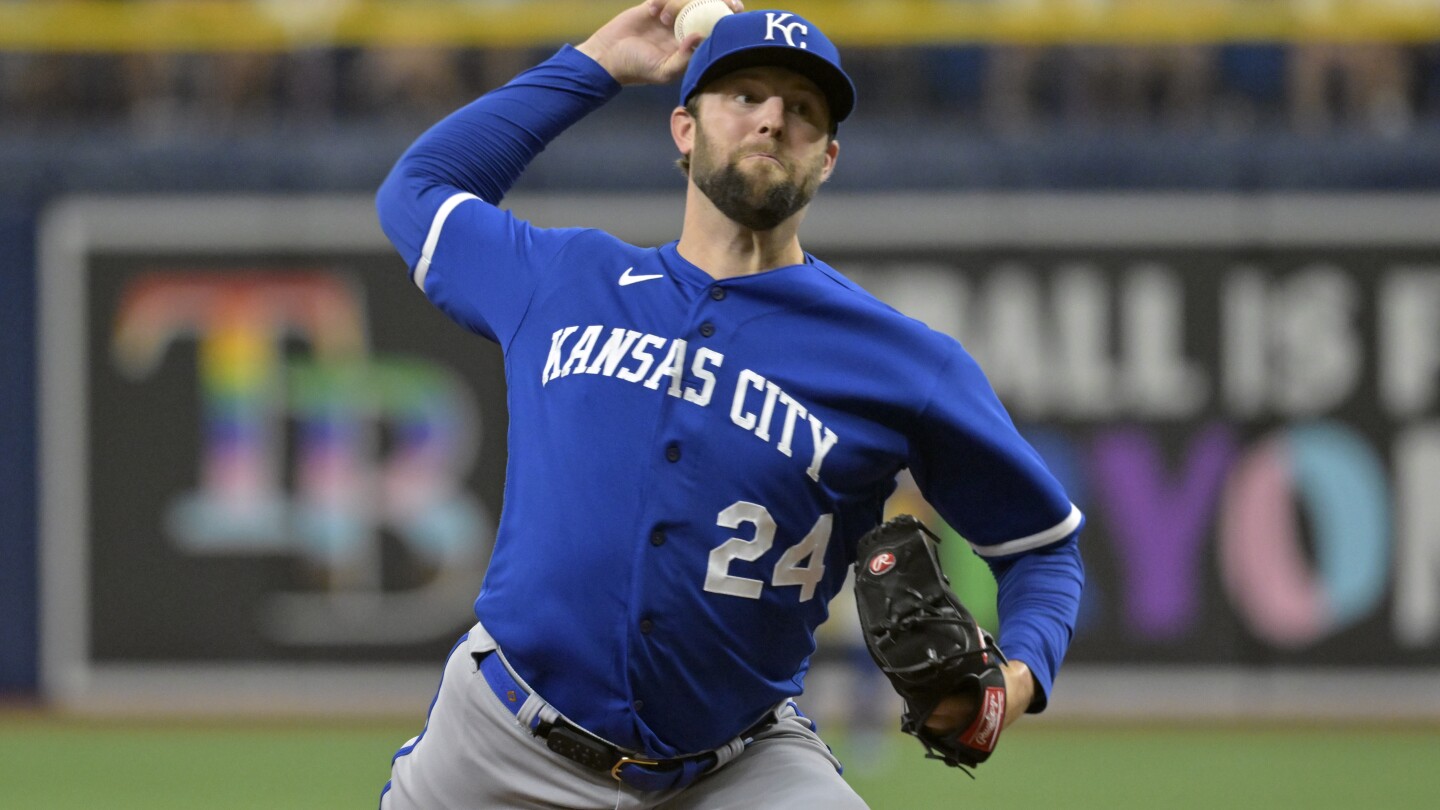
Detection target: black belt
<box><xmin>477</xmin><ymin>650</ymin><xmax>773</xmax><ymax>791</ymax></box>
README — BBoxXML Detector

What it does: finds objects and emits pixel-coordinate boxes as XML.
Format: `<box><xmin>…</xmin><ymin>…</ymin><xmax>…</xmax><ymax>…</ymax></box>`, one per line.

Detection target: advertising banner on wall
<box><xmin>41</xmin><ymin>197</ymin><xmax>519</xmax><ymax>712</ymax></box>
<box><xmin>848</xmin><ymin>243</ymin><xmax>1440</xmax><ymax>661</ymax></box>
<box><xmin>40</xmin><ymin>194</ymin><xmax>1440</xmax><ymax>717</ymax></box>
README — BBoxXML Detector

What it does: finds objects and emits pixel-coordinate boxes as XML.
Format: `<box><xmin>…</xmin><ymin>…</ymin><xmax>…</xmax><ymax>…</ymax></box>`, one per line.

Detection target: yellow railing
<box><xmin>2</xmin><ymin>0</ymin><xmax>1439</xmax><ymax>52</ymax></box>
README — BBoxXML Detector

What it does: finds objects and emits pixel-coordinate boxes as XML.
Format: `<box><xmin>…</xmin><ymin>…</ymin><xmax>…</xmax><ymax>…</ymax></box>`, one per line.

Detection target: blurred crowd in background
<box><xmin>3</xmin><ymin>29</ymin><xmax>1440</xmax><ymax>140</ymax></box>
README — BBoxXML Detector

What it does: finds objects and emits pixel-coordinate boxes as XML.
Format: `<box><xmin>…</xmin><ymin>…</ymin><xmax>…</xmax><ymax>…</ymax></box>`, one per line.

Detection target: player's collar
<box><xmin>661</xmin><ymin>242</ymin><xmax>819</xmax><ymax>285</ymax></box>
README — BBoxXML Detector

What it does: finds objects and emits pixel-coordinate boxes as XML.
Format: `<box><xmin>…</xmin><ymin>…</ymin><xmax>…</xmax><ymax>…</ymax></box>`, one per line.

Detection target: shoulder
<box><xmin>569</xmin><ymin>228</ymin><xmax>663</xmax><ymax>264</ymax></box>
<box><xmin>535</xmin><ymin>226</ymin><xmax>653</xmax><ymax>272</ymax></box>
<box><xmin>801</xmin><ymin>257</ymin><xmax>957</xmax><ymax>354</ymax></box>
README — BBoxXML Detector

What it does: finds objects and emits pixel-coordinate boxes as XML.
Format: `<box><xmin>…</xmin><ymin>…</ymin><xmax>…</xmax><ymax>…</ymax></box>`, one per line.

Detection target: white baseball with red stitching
<box><xmin>674</xmin><ymin>0</ymin><xmax>734</xmax><ymax>41</ymax></box>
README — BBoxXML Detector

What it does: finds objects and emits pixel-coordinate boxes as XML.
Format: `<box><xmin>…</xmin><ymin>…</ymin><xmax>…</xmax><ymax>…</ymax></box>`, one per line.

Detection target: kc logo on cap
<box><xmin>764</xmin><ymin>12</ymin><xmax>809</xmax><ymax>49</ymax></box>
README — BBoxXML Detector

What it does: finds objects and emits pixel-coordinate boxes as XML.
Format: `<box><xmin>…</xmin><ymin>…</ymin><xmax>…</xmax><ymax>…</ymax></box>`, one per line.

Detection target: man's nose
<box><xmin>755</xmin><ymin>96</ymin><xmax>786</xmax><ymax>136</ymax></box>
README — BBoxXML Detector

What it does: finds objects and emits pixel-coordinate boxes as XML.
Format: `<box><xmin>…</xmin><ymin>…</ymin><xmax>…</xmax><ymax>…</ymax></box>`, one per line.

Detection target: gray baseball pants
<box><xmin>380</xmin><ymin>624</ymin><xmax>869</xmax><ymax>809</ymax></box>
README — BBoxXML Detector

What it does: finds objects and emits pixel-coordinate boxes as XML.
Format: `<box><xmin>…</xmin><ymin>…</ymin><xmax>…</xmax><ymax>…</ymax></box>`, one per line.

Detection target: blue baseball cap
<box><xmin>679</xmin><ymin>10</ymin><xmax>856</xmax><ymax>125</ymax></box>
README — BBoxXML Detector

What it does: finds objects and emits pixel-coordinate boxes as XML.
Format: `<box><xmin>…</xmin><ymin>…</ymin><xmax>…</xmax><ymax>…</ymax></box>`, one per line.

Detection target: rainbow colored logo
<box><xmin>112</xmin><ymin>272</ymin><xmax>491</xmax><ymax>645</ymax></box>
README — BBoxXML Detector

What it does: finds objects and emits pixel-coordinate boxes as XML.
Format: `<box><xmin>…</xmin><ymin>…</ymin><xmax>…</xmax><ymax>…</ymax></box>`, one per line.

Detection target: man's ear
<box><xmin>821</xmin><ymin>138</ymin><xmax>840</xmax><ymax>182</ymax></box>
<box><xmin>671</xmin><ymin>105</ymin><xmax>696</xmax><ymax>159</ymax></box>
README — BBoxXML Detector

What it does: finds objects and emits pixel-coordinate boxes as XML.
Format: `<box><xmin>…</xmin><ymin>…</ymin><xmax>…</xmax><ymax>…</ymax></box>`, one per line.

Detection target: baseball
<box><xmin>674</xmin><ymin>0</ymin><xmax>733</xmax><ymax>42</ymax></box>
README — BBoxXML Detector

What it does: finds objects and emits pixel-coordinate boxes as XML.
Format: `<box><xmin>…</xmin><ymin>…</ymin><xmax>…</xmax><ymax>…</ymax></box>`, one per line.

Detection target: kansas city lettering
<box><xmin>542</xmin><ymin>325</ymin><xmax>838</xmax><ymax>481</ymax></box>
<box><xmin>544</xmin><ymin>326</ymin><xmax>718</xmax><ymax>401</ymax></box>
<box><xmin>730</xmin><ymin>369</ymin><xmax>838</xmax><ymax>482</ymax></box>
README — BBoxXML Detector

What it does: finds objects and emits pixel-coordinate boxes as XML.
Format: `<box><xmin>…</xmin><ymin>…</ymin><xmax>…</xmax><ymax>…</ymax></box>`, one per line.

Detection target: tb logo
<box><xmin>112</xmin><ymin>272</ymin><xmax>492</xmax><ymax>646</ymax></box>
<box><xmin>764</xmin><ymin>12</ymin><xmax>809</xmax><ymax>49</ymax></box>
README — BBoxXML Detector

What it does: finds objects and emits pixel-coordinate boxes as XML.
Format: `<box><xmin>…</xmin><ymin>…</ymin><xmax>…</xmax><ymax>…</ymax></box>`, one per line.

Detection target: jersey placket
<box><xmin>621</xmin><ymin>279</ymin><xmax>732</xmax><ymax>746</ymax></box>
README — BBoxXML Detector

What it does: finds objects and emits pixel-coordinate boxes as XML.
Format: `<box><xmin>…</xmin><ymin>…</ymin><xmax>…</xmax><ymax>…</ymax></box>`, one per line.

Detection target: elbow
<box><xmin>375</xmin><ymin>162</ymin><xmax>428</xmax><ymax>268</ymax></box>
<box><xmin>987</xmin><ymin>530</ymin><xmax>1083</xmax><ymax>582</ymax></box>
<box><xmin>375</xmin><ymin>163</ymin><xmax>409</xmax><ymax>233</ymax></box>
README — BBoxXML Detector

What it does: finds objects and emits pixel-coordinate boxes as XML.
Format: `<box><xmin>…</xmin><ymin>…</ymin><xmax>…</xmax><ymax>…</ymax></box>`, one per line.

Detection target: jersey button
<box><xmin>633</xmin><ymin>700</ymin><xmax>645</xmax><ymax>711</ymax></box>
<box><xmin>709</xmin><ymin>286</ymin><xmax>727</xmax><ymax>301</ymax></box>
<box><xmin>699</xmin><ymin>322</ymin><xmax>716</xmax><ymax>338</ymax></box>
<box><xmin>665</xmin><ymin>444</ymin><xmax>681</xmax><ymax>463</ymax></box>
<box><xmin>650</xmin><ymin>530</ymin><xmax>666</xmax><ymax>547</ymax></box>
<box><xmin>640</xmin><ymin>619</ymin><xmax>654</xmax><ymax>634</ymax></box>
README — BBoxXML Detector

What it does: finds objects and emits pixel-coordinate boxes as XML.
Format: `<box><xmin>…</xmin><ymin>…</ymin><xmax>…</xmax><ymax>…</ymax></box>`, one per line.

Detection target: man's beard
<box><xmin>691</xmin><ymin>134</ymin><xmax>824</xmax><ymax>232</ymax></box>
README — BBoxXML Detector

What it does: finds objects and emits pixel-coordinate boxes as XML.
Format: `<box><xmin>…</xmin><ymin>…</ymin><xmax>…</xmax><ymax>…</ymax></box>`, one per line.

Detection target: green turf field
<box><xmin>1</xmin><ymin>716</ymin><xmax>1435</xmax><ymax>808</ymax></box>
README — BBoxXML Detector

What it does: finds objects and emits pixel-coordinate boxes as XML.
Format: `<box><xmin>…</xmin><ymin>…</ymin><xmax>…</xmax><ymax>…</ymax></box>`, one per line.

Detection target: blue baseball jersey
<box><xmin>378</xmin><ymin>46</ymin><xmax>1083</xmax><ymax>759</ymax></box>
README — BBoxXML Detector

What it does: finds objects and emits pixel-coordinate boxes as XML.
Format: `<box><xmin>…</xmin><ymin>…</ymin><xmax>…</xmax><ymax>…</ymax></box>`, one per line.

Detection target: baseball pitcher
<box><xmin>375</xmin><ymin>2</ymin><xmax>1085</xmax><ymax>807</ymax></box>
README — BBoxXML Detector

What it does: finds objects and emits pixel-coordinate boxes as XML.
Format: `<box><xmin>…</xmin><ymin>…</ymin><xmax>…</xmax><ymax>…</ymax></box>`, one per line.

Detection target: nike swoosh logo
<box><xmin>619</xmin><ymin>267</ymin><xmax>665</xmax><ymax>286</ymax></box>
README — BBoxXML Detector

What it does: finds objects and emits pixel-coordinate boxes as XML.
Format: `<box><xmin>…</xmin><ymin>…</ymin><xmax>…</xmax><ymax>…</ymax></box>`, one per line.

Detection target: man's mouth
<box><xmin>742</xmin><ymin>153</ymin><xmax>784</xmax><ymax>168</ymax></box>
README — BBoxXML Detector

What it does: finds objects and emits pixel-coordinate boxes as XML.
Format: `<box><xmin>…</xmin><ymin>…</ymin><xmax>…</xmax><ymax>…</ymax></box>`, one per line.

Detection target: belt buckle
<box><xmin>609</xmin><ymin>755</ymin><xmax>661</xmax><ymax>781</ymax></box>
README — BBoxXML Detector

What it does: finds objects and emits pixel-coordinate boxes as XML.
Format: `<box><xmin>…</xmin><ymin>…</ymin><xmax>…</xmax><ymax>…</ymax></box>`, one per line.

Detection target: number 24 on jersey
<box><xmin>704</xmin><ymin>501</ymin><xmax>833</xmax><ymax>602</ymax></box>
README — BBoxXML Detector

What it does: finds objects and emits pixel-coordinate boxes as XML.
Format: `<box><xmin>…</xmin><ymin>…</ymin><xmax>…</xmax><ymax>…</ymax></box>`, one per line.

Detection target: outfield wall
<box><xmin>32</xmin><ymin>193</ymin><xmax>1440</xmax><ymax>722</ymax></box>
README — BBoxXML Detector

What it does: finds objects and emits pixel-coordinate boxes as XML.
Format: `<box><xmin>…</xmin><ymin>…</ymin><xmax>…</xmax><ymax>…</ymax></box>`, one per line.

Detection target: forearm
<box><xmin>375</xmin><ymin>46</ymin><xmax>620</xmax><ymax>267</ymax></box>
<box><xmin>987</xmin><ymin>534</ymin><xmax>1084</xmax><ymax>714</ymax></box>
<box><xmin>999</xmin><ymin>660</ymin><xmax>1035</xmax><ymax>726</ymax></box>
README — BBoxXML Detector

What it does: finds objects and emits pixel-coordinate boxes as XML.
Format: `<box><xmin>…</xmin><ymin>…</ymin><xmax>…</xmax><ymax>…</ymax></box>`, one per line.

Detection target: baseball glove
<box><xmin>853</xmin><ymin>514</ymin><xmax>1008</xmax><ymax>772</ymax></box>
